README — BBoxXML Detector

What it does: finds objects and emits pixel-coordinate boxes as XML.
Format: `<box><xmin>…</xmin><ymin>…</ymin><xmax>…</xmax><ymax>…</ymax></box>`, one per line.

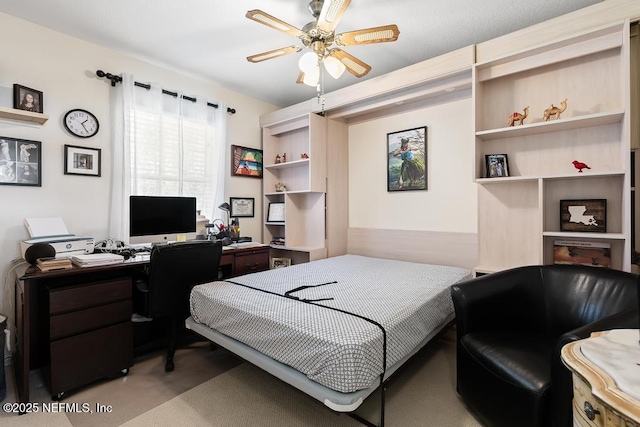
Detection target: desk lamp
<box><xmin>218</xmin><ymin>202</ymin><xmax>231</xmax><ymax>231</ymax></box>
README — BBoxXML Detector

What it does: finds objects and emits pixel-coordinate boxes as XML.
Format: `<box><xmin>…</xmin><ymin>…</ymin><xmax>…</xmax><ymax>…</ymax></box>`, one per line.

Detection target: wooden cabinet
<box><xmin>562</xmin><ymin>330</ymin><xmax>640</xmax><ymax>427</ymax></box>
<box><xmin>474</xmin><ymin>21</ymin><xmax>631</xmax><ymax>274</ymax></box>
<box><xmin>262</xmin><ymin>113</ymin><xmax>328</xmax><ymax>263</ymax></box>
<box><xmin>46</xmin><ymin>278</ymin><xmax>133</xmax><ymax>399</ymax></box>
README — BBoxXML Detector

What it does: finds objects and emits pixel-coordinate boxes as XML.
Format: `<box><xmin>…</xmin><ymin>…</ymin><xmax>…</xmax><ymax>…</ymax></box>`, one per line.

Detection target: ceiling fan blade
<box><xmin>316</xmin><ymin>0</ymin><xmax>351</xmax><ymax>33</ymax></box>
<box><xmin>246</xmin><ymin>9</ymin><xmax>306</xmax><ymax>38</ymax></box>
<box><xmin>328</xmin><ymin>49</ymin><xmax>371</xmax><ymax>78</ymax></box>
<box><xmin>247</xmin><ymin>46</ymin><xmax>302</xmax><ymax>63</ymax></box>
<box><xmin>296</xmin><ymin>72</ymin><xmax>305</xmax><ymax>84</ymax></box>
<box><xmin>335</xmin><ymin>24</ymin><xmax>400</xmax><ymax>46</ymax></box>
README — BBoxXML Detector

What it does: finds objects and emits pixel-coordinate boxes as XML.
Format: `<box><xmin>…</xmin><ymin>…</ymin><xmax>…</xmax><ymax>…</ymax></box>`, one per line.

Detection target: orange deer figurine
<box><xmin>508</xmin><ymin>106</ymin><xmax>529</xmax><ymax>126</ymax></box>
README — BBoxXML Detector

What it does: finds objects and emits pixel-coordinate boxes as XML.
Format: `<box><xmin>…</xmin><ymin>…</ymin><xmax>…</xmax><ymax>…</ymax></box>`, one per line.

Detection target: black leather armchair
<box><xmin>136</xmin><ymin>240</ymin><xmax>222</xmax><ymax>371</ymax></box>
<box><xmin>450</xmin><ymin>264</ymin><xmax>638</xmax><ymax>427</ymax></box>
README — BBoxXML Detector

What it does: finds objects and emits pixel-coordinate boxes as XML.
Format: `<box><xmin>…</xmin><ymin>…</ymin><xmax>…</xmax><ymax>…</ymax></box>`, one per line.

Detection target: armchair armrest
<box><xmin>451</xmin><ymin>266</ymin><xmax>545</xmax><ymax>339</ymax></box>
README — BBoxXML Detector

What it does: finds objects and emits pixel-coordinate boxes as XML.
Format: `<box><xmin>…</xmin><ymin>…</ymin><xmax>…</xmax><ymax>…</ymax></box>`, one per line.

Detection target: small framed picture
<box><xmin>267</xmin><ymin>202</ymin><xmax>285</xmax><ymax>222</ymax></box>
<box><xmin>271</xmin><ymin>257</ymin><xmax>291</xmax><ymax>269</ymax></box>
<box><xmin>0</xmin><ymin>137</ymin><xmax>41</xmax><ymax>186</ymax></box>
<box><xmin>64</xmin><ymin>144</ymin><xmax>101</xmax><ymax>177</ymax></box>
<box><xmin>560</xmin><ymin>199</ymin><xmax>606</xmax><ymax>232</ymax></box>
<box><xmin>230</xmin><ymin>197</ymin><xmax>255</xmax><ymax>217</ymax></box>
<box><xmin>485</xmin><ymin>154</ymin><xmax>509</xmax><ymax>178</ymax></box>
<box><xmin>13</xmin><ymin>84</ymin><xmax>43</xmax><ymax>113</ymax></box>
<box><xmin>231</xmin><ymin>145</ymin><xmax>263</xmax><ymax>178</ymax></box>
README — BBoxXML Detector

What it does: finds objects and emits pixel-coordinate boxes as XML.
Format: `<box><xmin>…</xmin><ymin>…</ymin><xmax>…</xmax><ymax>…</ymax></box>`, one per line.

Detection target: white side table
<box><xmin>561</xmin><ymin>329</ymin><xmax>640</xmax><ymax>427</ymax></box>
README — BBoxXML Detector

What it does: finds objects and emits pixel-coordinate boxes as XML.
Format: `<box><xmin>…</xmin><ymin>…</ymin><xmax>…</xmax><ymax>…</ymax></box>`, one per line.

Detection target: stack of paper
<box><xmin>37</xmin><ymin>257</ymin><xmax>73</xmax><ymax>272</ymax></box>
<box><xmin>71</xmin><ymin>253</ymin><xmax>125</xmax><ymax>267</ymax></box>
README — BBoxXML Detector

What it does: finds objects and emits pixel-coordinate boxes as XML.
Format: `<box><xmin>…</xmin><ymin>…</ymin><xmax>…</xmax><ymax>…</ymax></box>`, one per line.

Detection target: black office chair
<box><xmin>136</xmin><ymin>240</ymin><xmax>222</xmax><ymax>371</ymax></box>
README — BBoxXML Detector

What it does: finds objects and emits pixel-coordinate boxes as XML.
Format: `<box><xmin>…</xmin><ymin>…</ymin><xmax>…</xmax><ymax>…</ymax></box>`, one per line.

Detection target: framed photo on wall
<box><xmin>560</xmin><ymin>199</ymin><xmax>606</xmax><ymax>232</ymax></box>
<box><xmin>230</xmin><ymin>197</ymin><xmax>255</xmax><ymax>217</ymax></box>
<box><xmin>0</xmin><ymin>137</ymin><xmax>41</xmax><ymax>186</ymax></box>
<box><xmin>231</xmin><ymin>145</ymin><xmax>263</xmax><ymax>178</ymax></box>
<box><xmin>387</xmin><ymin>126</ymin><xmax>427</xmax><ymax>192</ymax></box>
<box><xmin>64</xmin><ymin>144</ymin><xmax>101</xmax><ymax>177</ymax></box>
<box><xmin>485</xmin><ymin>154</ymin><xmax>509</xmax><ymax>178</ymax></box>
<box><xmin>13</xmin><ymin>84</ymin><xmax>43</xmax><ymax>113</ymax></box>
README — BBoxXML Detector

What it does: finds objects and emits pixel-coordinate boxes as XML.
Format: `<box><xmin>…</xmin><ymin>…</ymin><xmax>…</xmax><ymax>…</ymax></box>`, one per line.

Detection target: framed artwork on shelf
<box><xmin>271</xmin><ymin>257</ymin><xmax>291</xmax><ymax>269</ymax></box>
<box><xmin>553</xmin><ymin>240</ymin><xmax>611</xmax><ymax>268</ymax></box>
<box><xmin>387</xmin><ymin>126</ymin><xmax>427</xmax><ymax>192</ymax></box>
<box><xmin>485</xmin><ymin>154</ymin><xmax>509</xmax><ymax>178</ymax></box>
<box><xmin>560</xmin><ymin>199</ymin><xmax>606</xmax><ymax>232</ymax></box>
<box><xmin>0</xmin><ymin>137</ymin><xmax>41</xmax><ymax>187</ymax></box>
<box><xmin>231</xmin><ymin>145</ymin><xmax>263</xmax><ymax>178</ymax></box>
<box><xmin>13</xmin><ymin>84</ymin><xmax>43</xmax><ymax>113</ymax></box>
<box><xmin>64</xmin><ymin>144</ymin><xmax>101</xmax><ymax>177</ymax></box>
<box><xmin>230</xmin><ymin>197</ymin><xmax>255</xmax><ymax>217</ymax></box>
<box><xmin>267</xmin><ymin>202</ymin><xmax>285</xmax><ymax>222</ymax></box>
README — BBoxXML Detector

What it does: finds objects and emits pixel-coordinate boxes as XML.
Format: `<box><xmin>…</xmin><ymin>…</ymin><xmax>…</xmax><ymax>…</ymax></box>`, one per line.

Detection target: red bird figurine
<box><xmin>572</xmin><ymin>160</ymin><xmax>591</xmax><ymax>173</ymax></box>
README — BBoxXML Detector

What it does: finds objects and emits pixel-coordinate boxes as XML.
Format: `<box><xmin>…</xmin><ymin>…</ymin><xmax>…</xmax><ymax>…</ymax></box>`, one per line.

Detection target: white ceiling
<box><xmin>0</xmin><ymin>0</ymin><xmax>602</xmax><ymax>108</ymax></box>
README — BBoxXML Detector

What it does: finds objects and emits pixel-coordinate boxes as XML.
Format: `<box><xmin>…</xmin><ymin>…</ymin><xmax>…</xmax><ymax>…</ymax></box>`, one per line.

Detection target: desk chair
<box><xmin>136</xmin><ymin>240</ymin><xmax>222</xmax><ymax>371</ymax></box>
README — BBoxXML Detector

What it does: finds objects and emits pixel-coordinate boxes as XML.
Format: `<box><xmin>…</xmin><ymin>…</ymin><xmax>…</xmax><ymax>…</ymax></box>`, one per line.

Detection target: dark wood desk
<box><xmin>15</xmin><ymin>244</ymin><xmax>269</xmax><ymax>404</ymax></box>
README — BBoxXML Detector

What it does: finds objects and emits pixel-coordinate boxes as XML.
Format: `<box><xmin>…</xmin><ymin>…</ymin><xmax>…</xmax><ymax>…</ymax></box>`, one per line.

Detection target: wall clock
<box><xmin>63</xmin><ymin>109</ymin><xmax>99</xmax><ymax>138</ymax></box>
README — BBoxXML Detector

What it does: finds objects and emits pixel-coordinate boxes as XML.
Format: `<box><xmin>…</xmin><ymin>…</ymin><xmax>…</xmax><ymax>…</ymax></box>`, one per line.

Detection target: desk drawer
<box><xmin>50</xmin><ymin>278</ymin><xmax>132</xmax><ymax>314</ymax></box>
<box><xmin>234</xmin><ymin>250</ymin><xmax>269</xmax><ymax>276</ymax></box>
<box><xmin>50</xmin><ymin>300</ymin><xmax>132</xmax><ymax>340</ymax></box>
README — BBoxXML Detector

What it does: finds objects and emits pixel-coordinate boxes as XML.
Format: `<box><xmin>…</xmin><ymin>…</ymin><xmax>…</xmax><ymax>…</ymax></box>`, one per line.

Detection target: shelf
<box><xmin>476</xmin><ymin>111</ymin><xmax>624</xmax><ymax>140</ymax></box>
<box><xmin>265</xmin><ymin>222</ymin><xmax>285</xmax><ymax>226</ymax></box>
<box><xmin>264</xmin><ymin>190</ymin><xmax>323</xmax><ymax>196</ymax></box>
<box><xmin>542</xmin><ymin>231</ymin><xmax>625</xmax><ymax>240</ymax></box>
<box><xmin>476</xmin><ymin>170</ymin><xmax>625</xmax><ymax>184</ymax></box>
<box><xmin>0</xmin><ymin>106</ymin><xmax>49</xmax><ymax>125</ymax></box>
<box><xmin>264</xmin><ymin>159</ymin><xmax>310</xmax><ymax>170</ymax></box>
<box><xmin>269</xmin><ymin>244</ymin><xmax>325</xmax><ymax>253</ymax></box>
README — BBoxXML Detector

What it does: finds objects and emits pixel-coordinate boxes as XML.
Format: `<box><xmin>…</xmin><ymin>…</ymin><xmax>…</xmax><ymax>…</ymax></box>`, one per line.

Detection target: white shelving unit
<box><xmin>262</xmin><ymin>113</ymin><xmax>328</xmax><ymax>264</ymax></box>
<box><xmin>474</xmin><ymin>21</ymin><xmax>631</xmax><ymax>274</ymax></box>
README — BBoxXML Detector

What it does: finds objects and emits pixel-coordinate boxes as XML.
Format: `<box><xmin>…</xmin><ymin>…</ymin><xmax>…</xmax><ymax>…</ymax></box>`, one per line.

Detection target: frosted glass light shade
<box><xmin>302</xmin><ymin>65</ymin><xmax>320</xmax><ymax>86</ymax></box>
<box><xmin>298</xmin><ymin>52</ymin><xmax>319</xmax><ymax>74</ymax></box>
<box><xmin>324</xmin><ymin>56</ymin><xmax>346</xmax><ymax>79</ymax></box>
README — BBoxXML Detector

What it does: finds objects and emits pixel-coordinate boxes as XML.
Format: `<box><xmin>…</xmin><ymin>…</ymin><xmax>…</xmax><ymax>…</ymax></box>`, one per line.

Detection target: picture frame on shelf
<box><xmin>230</xmin><ymin>197</ymin><xmax>255</xmax><ymax>218</ymax></box>
<box><xmin>231</xmin><ymin>145</ymin><xmax>263</xmax><ymax>178</ymax></box>
<box><xmin>485</xmin><ymin>154</ymin><xmax>509</xmax><ymax>178</ymax></box>
<box><xmin>267</xmin><ymin>202</ymin><xmax>285</xmax><ymax>222</ymax></box>
<box><xmin>560</xmin><ymin>199</ymin><xmax>606</xmax><ymax>233</ymax></box>
<box><xmin>387</xmin><ymin>126</ymin><xmax>427</xmax><ymax>192</ymax></box>
<box><xmin>13</xmin><ymin>84</ymin><xmax>43</xmax><ymax>113</ymax></box>
<box><xmin>64</xmin><ymin>144</ymin><xmax>101</xmax><ymax>177</ymax></box>
<box><xmin>553</xmin><ymin>240</ymin><xmax>611</xmax><ymax>268</ymax></box>
<box><xmin>271</xmin><ymin>257</ymin><xmax>291</xmax><ymax>269</ymax></box>
<box><xmin>0</xmin><ymin>137</ymin><xmax>41</xmax><ymax>187</ymax></box>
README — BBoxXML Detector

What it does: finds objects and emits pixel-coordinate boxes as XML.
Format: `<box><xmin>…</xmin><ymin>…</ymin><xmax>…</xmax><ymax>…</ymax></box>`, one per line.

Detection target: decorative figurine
<box><xmin>275</xmin><ymin>154</ymin><xmax>281</xmax><ymax>164</ymax></box>
<box><xmin>543</xmin><ymin>99</ymin><xmax>567</xmax><ymax>121</ymax></box>
<box><xmin>282</xmin><ymin>152</ymin><xmax>287</xmax><ymax>163</ymax></box>
<box><xmin>508</xmin><ymin>106</ymin><xmax>529</xmax><ymax>126</ymax></box>
<box><xmin>275</xmin><ymin>182</ymin><xmax>287</xmax><ymax>192</ymax></box>
<box><xmin>572</xmin><ymin>160</ymin><xmax>591</xmax><ymax>173</ymax></box>
<box><xmin>300</xmin><ymin>153</ymin><xmax>309</xmax><ymax>159</ymax></box>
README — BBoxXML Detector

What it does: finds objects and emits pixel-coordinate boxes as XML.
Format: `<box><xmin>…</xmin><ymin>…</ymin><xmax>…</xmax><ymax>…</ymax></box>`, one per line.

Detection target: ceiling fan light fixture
<box><xmin>323</xmin><ymin>55</ymin><xmax>346</xmax><ymax>79</ymax></box>
<box><xmin>302</xmin><ymin>65</ymin><xmax>320</xmax><ymax>86</ymax></box>
<box><xmin>298</xmin><ymin>51</ymin><xmax>319</xmax><ymax>74</ymax></box>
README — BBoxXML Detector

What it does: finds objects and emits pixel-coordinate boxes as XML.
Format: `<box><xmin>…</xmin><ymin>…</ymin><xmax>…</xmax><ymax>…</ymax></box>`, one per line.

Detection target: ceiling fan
<box><xmin>246</xmin><ymin>0</ymin><xmax>400</xmax><ymax>87</ymax></box>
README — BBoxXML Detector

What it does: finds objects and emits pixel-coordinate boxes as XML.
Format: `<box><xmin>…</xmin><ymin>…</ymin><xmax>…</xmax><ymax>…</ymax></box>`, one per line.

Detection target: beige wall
<box><xmin>348</xmin><ymin>97</ymin><xmax>476</xmax><ymax>232</ymax></box>
<box><xmin>0</xmin><ymin>13</ymin><xmax>277</xmax><ymax>318</ymax></box>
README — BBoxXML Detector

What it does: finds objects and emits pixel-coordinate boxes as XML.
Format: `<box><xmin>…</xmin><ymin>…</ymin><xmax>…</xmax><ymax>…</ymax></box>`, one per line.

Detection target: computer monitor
<box><xmin>129</xmin><ymin>195</ymin><xmax>197</xmax><ymax>245</ymax></box>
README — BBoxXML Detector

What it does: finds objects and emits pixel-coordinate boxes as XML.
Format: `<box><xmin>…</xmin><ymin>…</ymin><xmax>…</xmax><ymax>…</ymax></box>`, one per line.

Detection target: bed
<box><xmin>186</xmin><ymin>254</ymin><xmax>471</xmax><ymax>423</ymax></box>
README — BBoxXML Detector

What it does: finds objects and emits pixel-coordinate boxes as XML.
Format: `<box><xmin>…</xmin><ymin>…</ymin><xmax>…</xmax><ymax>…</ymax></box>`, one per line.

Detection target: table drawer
<box><xmin>49</xmin><ymin>278</ymin><xmax>132</xmax><ymax>314</ymax></box>
<box><xmin>572</xmin><ymin>374</ymin><xmax>605</xmax><ymax>427</ymax></box>
<box><xmin>50</xmin><ymin>321</ymin><xmax>133</xmax><ymax>395</ymax></box>
<box><xmin>50</xmin><ymin>300</ymin><xmax>132</xmax><ymax>340</ymax></box>
<box><xmin>234</xmin><ymin>250</ymin><xmax>269</xmax><ymax>276</ymax></box>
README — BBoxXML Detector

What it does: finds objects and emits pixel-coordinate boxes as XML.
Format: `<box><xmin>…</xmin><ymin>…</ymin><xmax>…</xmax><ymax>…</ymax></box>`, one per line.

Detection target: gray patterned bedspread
<box><xmin>190</xmin><ymin>254</ymin><xmax>471</xmax><ymax>393</ymax></box>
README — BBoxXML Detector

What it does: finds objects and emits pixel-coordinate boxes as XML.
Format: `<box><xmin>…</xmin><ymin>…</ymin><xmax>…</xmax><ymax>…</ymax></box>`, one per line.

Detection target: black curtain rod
<box><xmin>96</xmin><ymin>70</ymin><xmax>236</xmax><ymax>115</ymax></box>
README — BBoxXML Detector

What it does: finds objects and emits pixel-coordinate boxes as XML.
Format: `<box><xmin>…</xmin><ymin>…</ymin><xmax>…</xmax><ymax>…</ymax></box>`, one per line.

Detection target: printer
<box><xmin>20</xmin><ymin>217</ymin><xmax>95</xmax><ymax>259</ymax></box>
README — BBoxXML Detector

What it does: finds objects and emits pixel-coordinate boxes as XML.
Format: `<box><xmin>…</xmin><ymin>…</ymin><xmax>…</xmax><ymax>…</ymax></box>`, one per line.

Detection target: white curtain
<box><xmin>109</xmin><ymin>74</ymin><xmax>227</xmax><ymax>242</ymax></box>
